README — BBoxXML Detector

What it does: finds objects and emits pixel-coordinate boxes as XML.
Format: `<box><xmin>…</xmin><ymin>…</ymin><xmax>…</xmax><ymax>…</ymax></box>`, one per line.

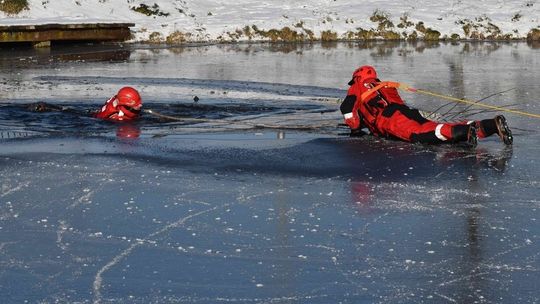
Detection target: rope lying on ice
<box><xmin>143</xmin><ymin>109</ymin><xmax>338</xmax><ymax>131</ymax></box>
<box><xmin>396</xmin><ymin>83</ymin><xmax>540</xmax><ymax>119</ymax></box>
<box><xmin>360</xmin><ymin>81</ymin><xmax>539</xmax><ymax>119</ymax></box>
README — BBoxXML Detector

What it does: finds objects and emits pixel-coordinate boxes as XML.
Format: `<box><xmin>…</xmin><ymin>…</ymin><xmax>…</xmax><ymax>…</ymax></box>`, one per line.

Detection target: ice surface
<box><xmin>0</xmin><ymin>42</ymin><xmax>539</xmax><ymax>303</ymax></box>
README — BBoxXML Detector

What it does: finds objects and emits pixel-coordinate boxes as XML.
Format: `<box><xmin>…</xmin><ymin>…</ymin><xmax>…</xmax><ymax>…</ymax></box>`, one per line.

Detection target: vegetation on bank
<box><xmin>1</xmin><ymin>2</ymin><xmax>538</xmax><ymax>44</ymax></box>
<box><xmin>147</xmin><ymin>10</ymin><xmax>540</xmax><ymax>44</ymax></box>
<box><xmin>0</xmin><ymin>0</ymin><xmax>28</xmax><ymax>15</ymax></box>
<box><xmin>528</xmin><ymin>29</ymin><xmax>540</xmax><ymax>41</ymax></box>
<box><xmin>130</xmin><ymin>3</ymin><xmax>170</xmax><ymax>17</ymax></box>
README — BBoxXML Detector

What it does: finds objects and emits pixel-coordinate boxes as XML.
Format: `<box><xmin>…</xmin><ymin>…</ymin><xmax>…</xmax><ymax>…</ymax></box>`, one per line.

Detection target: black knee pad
<box><xmin>479</xmin><ymin>119</ymin><xmax>497</xmax><ymax>137</ymax></box>
<box><xmin>451</xmin><ymin>125</ymin><xmax>470</xmax><ymax>142</ymax></box>
<box><xmin>410</xmin><ymin>132</ymin><xmax>444</xmax><ymax>144</ymax></box>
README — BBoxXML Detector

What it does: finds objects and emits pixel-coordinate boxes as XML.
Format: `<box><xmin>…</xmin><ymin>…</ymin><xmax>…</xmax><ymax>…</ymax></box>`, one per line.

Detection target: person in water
<box><xmin>28</xmin><ymin>86</ymin><xmax>142</xmax><ymax>122</ymax></box>
<box><xmin>339</xmin><ymin>65</ymin><xmax>513</xmax><ymax>146</ymax></box>
<box><xmin>94</xmin><ymin>86</ymin><xmax>142</xmax><ymax>121</ymax></box>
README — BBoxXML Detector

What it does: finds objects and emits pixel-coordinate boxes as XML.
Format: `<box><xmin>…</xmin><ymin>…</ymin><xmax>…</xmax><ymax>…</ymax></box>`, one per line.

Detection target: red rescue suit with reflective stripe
<box><xmin>95</xmin><ymin>96</ymin><xmax>139</xmax><ymax>122</ymax></box>
<box><xmin>341</xmin><ymin>78</ymin><xmax>479</xmax><ymax>144</ymax></box>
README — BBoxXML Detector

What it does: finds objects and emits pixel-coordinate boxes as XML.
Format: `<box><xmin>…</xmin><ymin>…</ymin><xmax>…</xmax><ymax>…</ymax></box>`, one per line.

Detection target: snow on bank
<box><xmin>1</xmin><ymin>0</ymin><xmax>539</xmax><ymax>42</ymax></box>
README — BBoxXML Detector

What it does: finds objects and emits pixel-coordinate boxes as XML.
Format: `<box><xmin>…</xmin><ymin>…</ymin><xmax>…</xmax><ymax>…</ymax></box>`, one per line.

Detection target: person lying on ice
<box><xmin>28</xmin><ymin>86</ymin><xmax>142</xmax><ymax>122</ymax></box>
<box><xmin>340</xmin><ymin>65</ymin><xmax>513</xmax><ymax>146</ymax></box>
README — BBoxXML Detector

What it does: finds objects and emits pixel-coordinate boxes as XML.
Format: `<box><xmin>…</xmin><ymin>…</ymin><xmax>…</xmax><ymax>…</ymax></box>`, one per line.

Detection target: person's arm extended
<box><xmin>26</xmin><ymin>102</ymin><xmax>63</xmax><ymax>112</ymax></box>
<box><xmin>340</xmin><ymin>95</ymin><xmax>362</xmax><ymax>130</ymax></box>
<box><xmin>26</xmin><ymin>102</ymin><xmax>91</xmax><ymax>116</ymax></box>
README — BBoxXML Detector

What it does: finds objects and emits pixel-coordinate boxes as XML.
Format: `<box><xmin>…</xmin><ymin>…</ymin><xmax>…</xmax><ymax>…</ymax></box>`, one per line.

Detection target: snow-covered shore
<box><xmin>1</xmin><ymin>0</ymin><xmax>539</xmax><ymax>42</ymax></box>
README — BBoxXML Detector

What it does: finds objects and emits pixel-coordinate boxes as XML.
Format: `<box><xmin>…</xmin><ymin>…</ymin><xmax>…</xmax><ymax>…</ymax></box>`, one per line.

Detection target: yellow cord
<box><xmin>399</xmin><ymin>83</ymin><xmax>540</xmax><ymax>119</ymax></box>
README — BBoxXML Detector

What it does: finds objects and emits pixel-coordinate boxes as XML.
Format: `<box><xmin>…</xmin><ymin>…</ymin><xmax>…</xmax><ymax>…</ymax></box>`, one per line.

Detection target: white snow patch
<box><xmin>0</xmin><ymin>1</ymin><xmax>538</xmax><ymax>42</ymax></box>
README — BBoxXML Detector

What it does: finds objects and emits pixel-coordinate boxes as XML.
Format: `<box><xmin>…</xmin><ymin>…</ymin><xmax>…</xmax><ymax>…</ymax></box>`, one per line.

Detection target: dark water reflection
<box><xmin>0</xmin><ymin>43</ymin><xmax>131</xmax><ymax>68</ymax></box>
<box><xmin>0</xmin><ymin>40</ymin><xmax>535</xmax><ymax>63</ymax></box>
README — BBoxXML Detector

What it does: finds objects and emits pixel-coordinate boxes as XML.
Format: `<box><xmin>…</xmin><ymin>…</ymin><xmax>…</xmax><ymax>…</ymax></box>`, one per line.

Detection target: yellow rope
<box><xmin>399</xmin><ymin>83</ymin><xmax>540</xmax><ymax>119</ymax></box>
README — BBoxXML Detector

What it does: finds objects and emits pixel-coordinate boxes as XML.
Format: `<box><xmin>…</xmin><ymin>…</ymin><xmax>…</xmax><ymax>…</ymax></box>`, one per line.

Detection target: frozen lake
<box><xmin>0</xmin><ymin>41</ymin><xmax>539</xmax><ymax>303</ymax></box>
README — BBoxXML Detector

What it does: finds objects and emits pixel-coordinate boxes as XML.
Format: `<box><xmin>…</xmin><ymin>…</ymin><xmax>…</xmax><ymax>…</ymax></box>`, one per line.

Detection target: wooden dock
<box><xmin>0</xmin><ymin>23</ymin><xmax>134</xmax><ymax>47</ymax></box>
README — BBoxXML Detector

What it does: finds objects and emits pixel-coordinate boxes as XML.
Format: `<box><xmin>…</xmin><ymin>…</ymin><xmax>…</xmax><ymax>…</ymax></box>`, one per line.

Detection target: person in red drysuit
<box><xmin>27</xmin><ymin>86</ymin><xmax>143</xmax><ymax>121</ymax></box>
<box><xmin>95</xmin><ymin>86</ymin><xmax>142</xmax><ymax>122</ymax></box>
<box><xmin>339</xmin><ymin>65</ymin><xmax>513</xmax><ymax>146</ymax></box>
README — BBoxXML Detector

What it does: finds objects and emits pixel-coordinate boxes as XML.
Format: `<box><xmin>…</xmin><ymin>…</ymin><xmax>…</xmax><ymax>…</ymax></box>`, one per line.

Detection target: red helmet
<box><xmin>116</xmin><ymin>87</ymin><xmax>142</xmax><ymax>109</ymax></box>
<box><xmin>348</xmin><ymin>65</ymin><xmax>378</xmax><ymax>85</ymax></box>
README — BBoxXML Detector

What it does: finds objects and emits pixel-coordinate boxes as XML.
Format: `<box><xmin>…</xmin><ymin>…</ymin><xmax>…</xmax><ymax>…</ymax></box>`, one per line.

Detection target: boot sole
<box><xmin>495</xmin><ymin>115</ymin><xmax>513</xmax><ymax>145</ymax></box>
<box><xmin>467</xmin><ymin>126</ymin><xmax>478</xmax><ymax>148</ymax></box>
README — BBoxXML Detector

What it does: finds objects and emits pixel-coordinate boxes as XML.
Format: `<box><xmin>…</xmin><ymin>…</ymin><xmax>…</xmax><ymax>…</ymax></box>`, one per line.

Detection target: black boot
<box><xmin>494</xmin><ymin>115</ymin><xmax>513</xmax><ymax>145</ymax></box>
<box><xmin>467</xmin><ymin>125</ymin><xmax>478</xmax><ymax>148</ymax></box>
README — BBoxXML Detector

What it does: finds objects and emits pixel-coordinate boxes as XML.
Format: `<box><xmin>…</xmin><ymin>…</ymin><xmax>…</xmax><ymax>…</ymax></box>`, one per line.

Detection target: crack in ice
<box><xmin>0</xmin><ymin>182</ymin><xmax>29</xmax><ymax>198</ymax></box>
<box><xmin>92</xmin><ymin>205</ymin><xmax>222</xmax><ymax>304</ymax></box>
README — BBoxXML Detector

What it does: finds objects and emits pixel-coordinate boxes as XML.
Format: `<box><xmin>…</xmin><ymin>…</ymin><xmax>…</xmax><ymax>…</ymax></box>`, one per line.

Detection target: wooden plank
<box><xmin>0</xmin><ymin>23</ymin><xmax>134</xmax><ymax>31</ymax></box>
<box><xmin>0</xmin><ymin>23</ymin><xmax>134</xmax><ymax>43</ymax></box>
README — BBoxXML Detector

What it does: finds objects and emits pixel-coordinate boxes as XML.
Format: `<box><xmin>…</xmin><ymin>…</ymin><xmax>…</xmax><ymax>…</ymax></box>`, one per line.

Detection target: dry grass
<box><xmin>527</xmin><ymin>28</ymin><xmax>540</xmax><ymax>41</ymax></box>
<box><xmin>0</xmin><ymin>0</ymin><xmax>29</xmax><ymax>15</ymax></box>
<box><xmin>166</xmin><ymin>31</ymin><xmax>191</xmax><ymax>44</ymax></box>
<box><xmin>147</xmin><ymin>32</ymin><xmax>164</xmax><ymax>43</ymax></box>
<box><xmin>131</xmin><ymin>3</ymin><xmax>169</xmax><ymax>17</ymax></box>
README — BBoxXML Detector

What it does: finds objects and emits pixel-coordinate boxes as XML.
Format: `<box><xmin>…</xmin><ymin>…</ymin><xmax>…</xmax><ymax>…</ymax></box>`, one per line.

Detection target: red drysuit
<box><xmin>95</xmin><ymin>87</ymin><xmax>142</xmax><ymax>122</ymax></box>
<box><xmin>340</xmin><ymin>66</ymin><xmax>501</xmax><ymax>144</ymax></box>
